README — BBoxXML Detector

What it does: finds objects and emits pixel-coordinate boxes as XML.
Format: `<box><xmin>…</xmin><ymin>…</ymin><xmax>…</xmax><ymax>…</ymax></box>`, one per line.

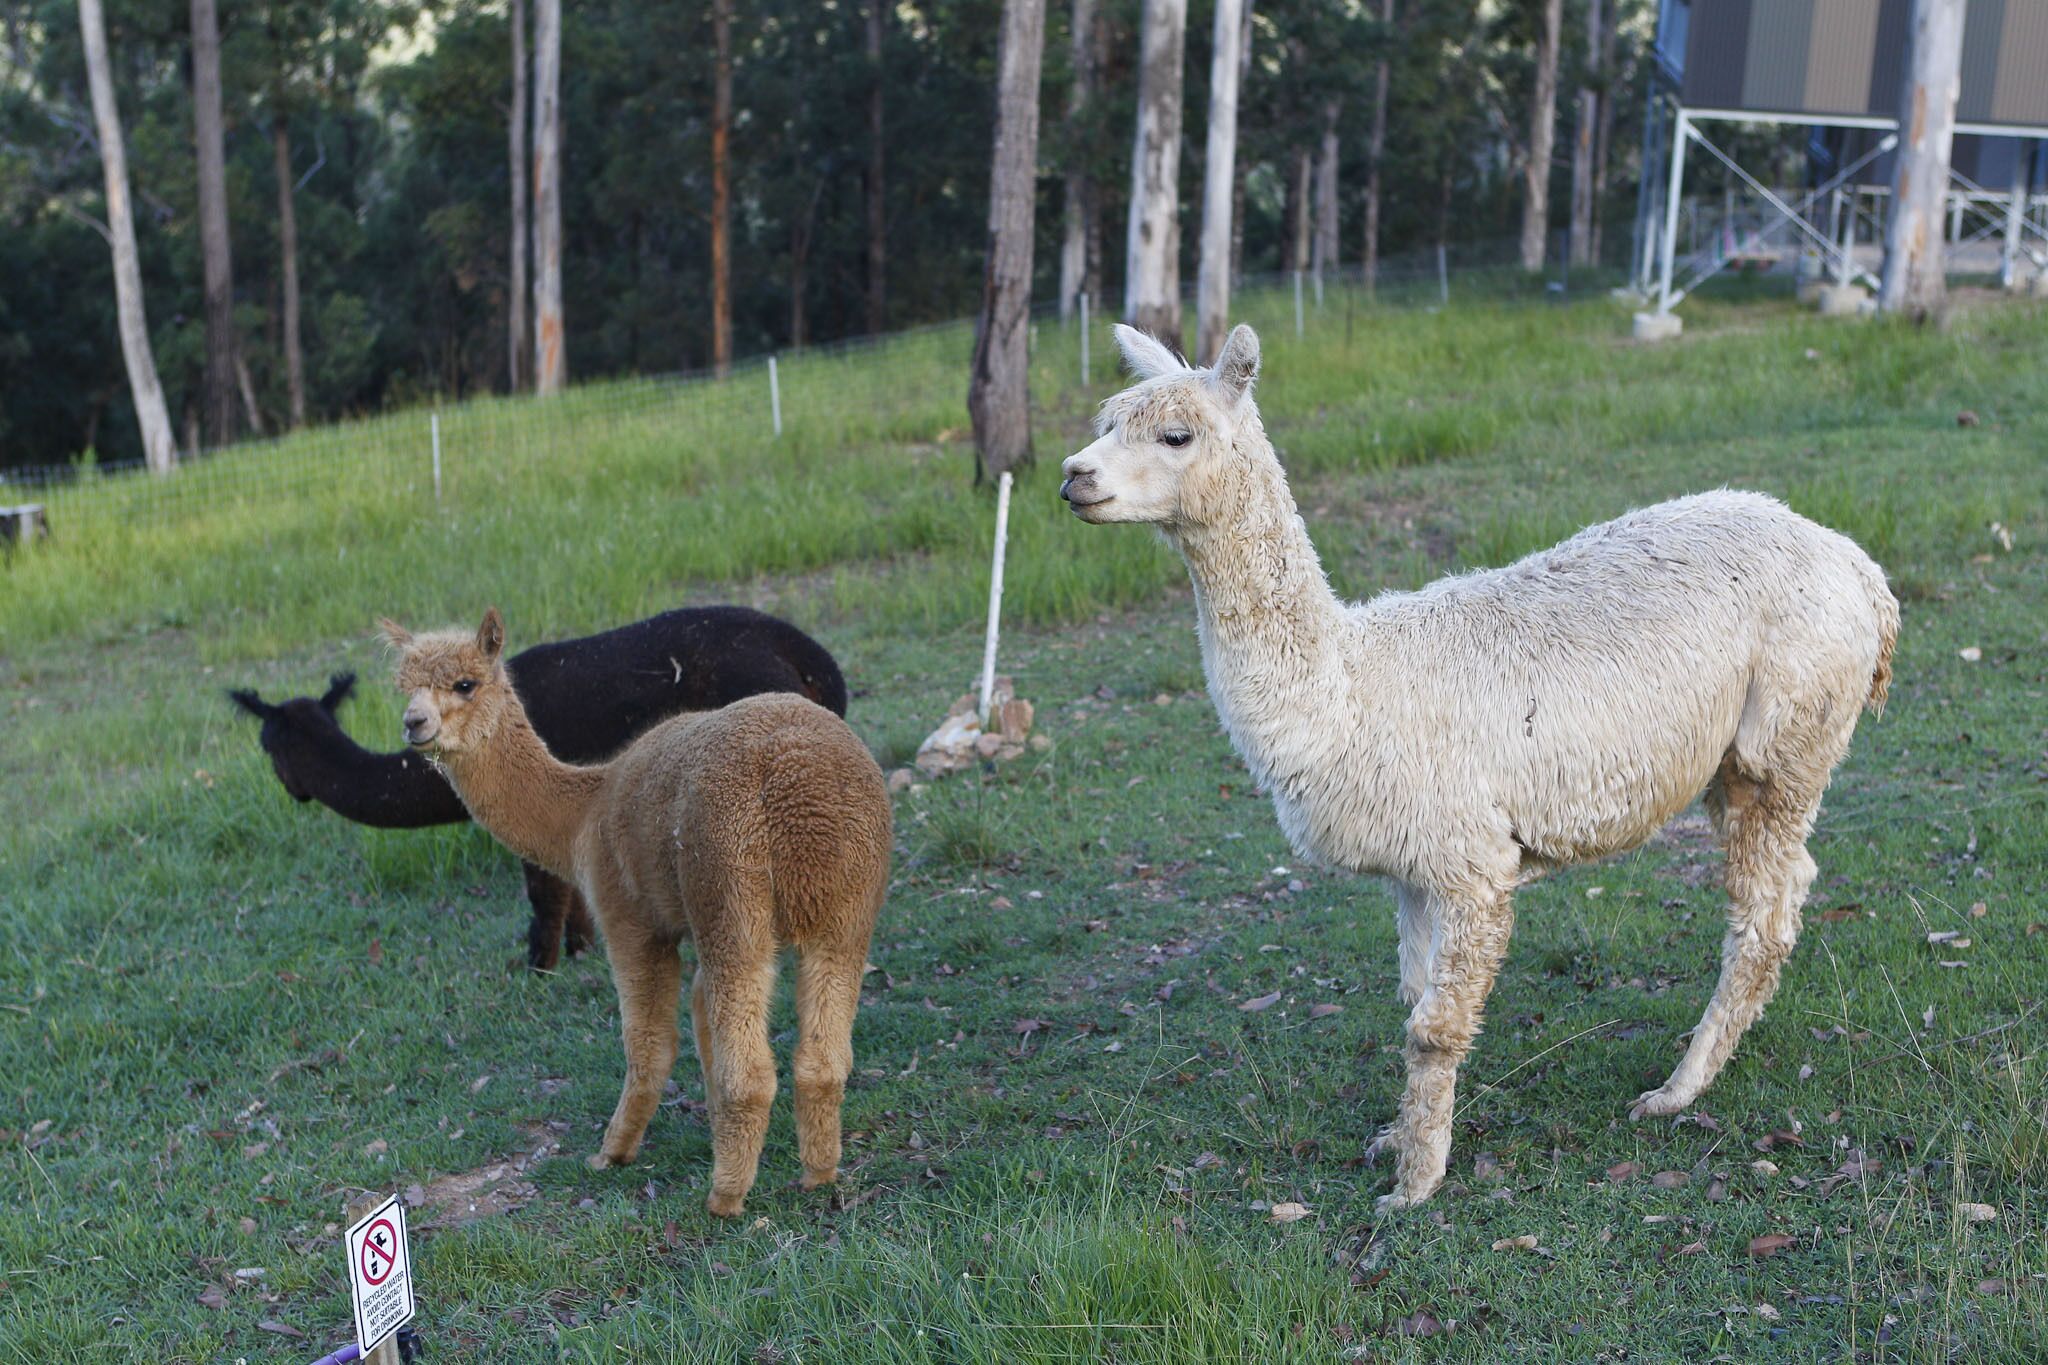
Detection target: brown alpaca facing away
<box><xmin>381</xmin><ymin>609</ymin><xmax>890</xmax><ymax>1217</ymax></box>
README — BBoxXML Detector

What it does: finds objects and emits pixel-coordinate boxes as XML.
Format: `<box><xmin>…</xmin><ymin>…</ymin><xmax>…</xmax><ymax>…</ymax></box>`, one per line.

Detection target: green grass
<box><xmin>3</xmin><ymin>282</ymin><xmax>2046</xmax><ymax>1361</ymax></box>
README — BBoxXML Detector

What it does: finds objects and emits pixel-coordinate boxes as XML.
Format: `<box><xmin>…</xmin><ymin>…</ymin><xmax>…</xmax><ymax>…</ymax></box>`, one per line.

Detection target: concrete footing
<box><xmin>1632</xmin><ymin>311</ymin><xmax>1684</xmax><ymax>342</ymax></box>
<box><xmin>1816</xmin><ymin>283</ymin><xmax>1871</xmax><ymax>317</ymax></box>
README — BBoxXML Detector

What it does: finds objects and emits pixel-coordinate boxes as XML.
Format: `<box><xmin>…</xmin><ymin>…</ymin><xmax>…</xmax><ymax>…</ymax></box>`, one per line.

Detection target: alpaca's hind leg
<box><xmin>562</xmin><ymin>889</ymin><xmax>596</xmax><ymax>960</ymax></box>
<box><xmin>521</xmin><ymin>863</ymin><xmax>573</xmax><ymax>972</ymax></box>
<box><xmin>702</xmin><ymin>948</ymin><xmax>779</xmax><ymax>1218</ymax></box>
<box><xmin>1633</xmin><ymin>760</ymin><xmax>1819</xmax><ymax>1119</ymax></box>
<box><xmin>1394</xmin><ymin>882</ymin><xmax>1433</xmax><ymax>1007</ymax></box>
<box><xmin>589</xmin><ymin>922</ymin><xmax>685</xmax><ymax>1170</ymax></box>
<box><xmin>792</xmin><ymin>941</ymin><xmax>864</xmax><ymax>1192</ymax></box>
<box><xmin>1376</xmin><ymin>883</ymin><xmax>1515</xmax><ymax>1213</ymax></box>
<box><xmin>689</xmin><ymin>965</ymin><xmax>719</xmax><ymax>1125</ymax></box>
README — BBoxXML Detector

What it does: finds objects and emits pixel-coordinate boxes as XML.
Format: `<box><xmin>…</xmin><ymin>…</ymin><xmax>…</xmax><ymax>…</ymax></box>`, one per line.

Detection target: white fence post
<box><xmin>768</xmin><ymin>355</ymin><xmax>782</xmax><ymax>438</ymax></box>
<box><xmin>1293</xmin><ymin>270</ymin><xmax>1304</xmax><ymax>337</ymax></box>
<box><xmin>978</xmin><ymin>470</ymin><xmax>1014</xmax><ymax>727</ymax></box>
<box><xmin>430</xmin><ymin>411</ymin><xmax>442</xmax><ymax>502</ymax></box>
<box><xmin>1079</xmin><ymin>291</ymin><xmax>1090</xmax><ymax>384</ymax></box>
<box><xmin>1437</xmin><ymin>243</ymin><xmax>1449</xmax><ymax>308</ymax></box>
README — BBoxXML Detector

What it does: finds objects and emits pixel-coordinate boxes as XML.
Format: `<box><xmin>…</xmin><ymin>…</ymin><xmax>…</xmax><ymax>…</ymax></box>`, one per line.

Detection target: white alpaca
<box><xmin>1060</xmin><ymin>324</ymin><xmax>1899</xmax><ymax>1211</ymax></box>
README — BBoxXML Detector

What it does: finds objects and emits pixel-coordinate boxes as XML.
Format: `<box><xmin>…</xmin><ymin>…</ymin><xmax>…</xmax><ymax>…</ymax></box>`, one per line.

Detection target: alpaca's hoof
<box><xmin>1630</xmin><ymin>1087</ymin><xmax>1689</xmax><ymax>1122</ymax></box>
<box><xmin>586</xmin><ymin>1150</ymin><xmax>631</xmax><ymax>1172</ymax></box>
<box><xmin>799</xmin><ymin>1166</ymin><xmax>839</xmax><ymax>1192</ymax></box>
<box><xmin>1361</xmin><ymin>1125</ymin><xmax>1401</xmax><ymax>1166</ymax></box>
<box><xmin>1374</xmin><ymin>1191</ymin><xmax>1416</xmax><ymax>1216</ymax></box>
<box><xmin>706</xmin><ymin>1191</ymin><xmax>746</xmax><ymax>1218</ymax></box>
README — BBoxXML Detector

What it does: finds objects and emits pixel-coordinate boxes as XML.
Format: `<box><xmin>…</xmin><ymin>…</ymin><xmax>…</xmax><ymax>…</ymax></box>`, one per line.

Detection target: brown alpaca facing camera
<box><xmin>382</xmin><ymin>609</ymin><xmax>890</xmax><ymax>1217</ymax></box>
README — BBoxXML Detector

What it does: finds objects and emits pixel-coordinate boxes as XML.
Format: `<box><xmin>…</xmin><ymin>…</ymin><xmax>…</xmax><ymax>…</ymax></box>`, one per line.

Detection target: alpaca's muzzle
<box><xmin>402</xmin><ymin>707</ymin><xmax>439</xmax><ymax>747</ymax></box>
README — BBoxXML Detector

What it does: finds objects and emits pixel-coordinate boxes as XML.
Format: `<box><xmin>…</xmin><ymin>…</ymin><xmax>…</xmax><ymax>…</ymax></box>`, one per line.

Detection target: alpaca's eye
<box><xmin>1161</xmin><ymin>431</ymin><xmax>1193</xmax><ymax>449</ymax></box>
<box><xmin>453</xmin><ymin>679</ymin><xmax>476</xmax><ymax>696</ymax></box>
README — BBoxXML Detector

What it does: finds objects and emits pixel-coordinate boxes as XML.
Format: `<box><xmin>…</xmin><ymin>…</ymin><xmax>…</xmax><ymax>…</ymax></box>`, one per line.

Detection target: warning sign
<box><xmin>345</xmin><ymin>1194</ymin><xmax>416</xmax><ymax>1354</ymax></box>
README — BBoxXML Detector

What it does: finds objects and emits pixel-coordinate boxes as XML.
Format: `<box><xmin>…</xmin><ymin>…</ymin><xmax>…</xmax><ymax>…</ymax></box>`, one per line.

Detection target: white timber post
<box><xmin>978</xmin><ymin>470</ymin><xmax>1014</xmax><ymax>727</ymax></box>
<box><xmin>768</xmin><ymin>355</ymin><xmax>783</xmax><ymax>437</ymax></box>
<box><xmin>430</xmin><ymin>410</ymin><xmax>442</xmax><ymax>502</ymax></box>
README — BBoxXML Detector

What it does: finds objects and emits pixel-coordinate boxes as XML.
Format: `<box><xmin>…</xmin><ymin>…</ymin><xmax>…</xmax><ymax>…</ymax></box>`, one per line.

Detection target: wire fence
<box><xmin>0</xmin><ymin>234</ymin><xmax>1602</xmax><ymax>552</ymax></box>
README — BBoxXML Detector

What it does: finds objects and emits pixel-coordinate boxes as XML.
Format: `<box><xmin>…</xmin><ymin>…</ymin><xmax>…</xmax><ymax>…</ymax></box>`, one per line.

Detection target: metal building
<box><xmin>1635</xmin><ymin>0</ymin><xmax>2048</xmax><ymax>320</ymax></box>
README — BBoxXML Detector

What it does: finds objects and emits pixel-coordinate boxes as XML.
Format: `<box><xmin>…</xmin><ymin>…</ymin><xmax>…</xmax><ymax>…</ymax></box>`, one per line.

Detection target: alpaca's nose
<box><xmin>402</xmin><ymin>706</ymin><xmax>438</xmax><ymax>745</ymax></box>
<box><xmin>1059</xmin><ymin>464</ymin><xmax>1097</xmax><ymax>503</ymax></box>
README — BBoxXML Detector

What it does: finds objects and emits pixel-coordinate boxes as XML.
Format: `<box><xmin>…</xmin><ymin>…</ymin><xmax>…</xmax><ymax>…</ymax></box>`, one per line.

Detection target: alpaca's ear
<box><xmin>1208</xmin><ymin>324</ymin><xmax>1260</xmax><ymax>405</ymax></box>
<box><xmin>377</xmin><ymin>617</ymin><xmax>414</xmax><ymax>650</ymax></box>
<box><xmin>226</xmin><ymin>688</ymin><xmax>273</xmax><ymax>720</ymax></box>
<box><xmin>476</xmin><ymin>607</ymin><xmax>505</xmax><ymax>662</ymax></box>
<box><xmin>1113</xmin><ymin>324</ymin><xmax>1185</xmax><ymax>382</ymax></box>
<box><xmin>321</xmin><ymin>672</ymin><xmax>356</xmax><ymax>713</ymax></box>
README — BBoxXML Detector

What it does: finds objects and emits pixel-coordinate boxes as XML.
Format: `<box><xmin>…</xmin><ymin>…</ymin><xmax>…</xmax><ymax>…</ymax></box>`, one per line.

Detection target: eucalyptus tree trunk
<box><xmin>1362</xmin><ymin>0</ymin><xmax>1393</xmax><ymax>293</ymax></box>
<box><xmin>1879</xmin><ymin>0</ymin><xmax>1965</xmax><ymax>319</ymax></box>
<box><xmin>80</xmin><ymin>0</ymin><xmax>175</xmax><ymax>471</ymax></box>
<box><xmin>968</xmin><ymin>0</ymin><xmax>1047</xmax><ymax>480</ymax></box>
<box><xmin>508</xmin><ymin>0</ymin><xmax>529</xmax><ymax>391</ymax></box>
<box><xmin>1058</xmin><ymin>0</ymin><xmax>1099</xmax><ymax>321</ymax></box>
<box><xmin>272</xmin><ymin>118</ymin><xmax>306</xmax><ymax>426</ymax></box>
<box><xmin>190</xmin><ymin>0</ymin><xmax>237</xmax><ymax>443</ymax></box>
<box><xmin>1194</xmin><ymin>0</ymin><xmax>1243</xmax><ymax>364</ymax></box>
<box><xmin>1590</xmin><ymin>3</ymin><xmax>1617</xmax><ymax>264</ymax></box>
<box><xmin>1569</xmin><ymin>0</ymin><xmax>1602</xmax><ymax>267</ymax></box>
<box><xmin>1286</xmin><ymin>145</ymin><xmax>1312</xmax><ymax>274</ymax></box>
<box><xmin>710</xmin><ymin>0</ymin><xmax>733</xmax><ymax>376</ymax></box>
<box><xmin>1124</xmin><ymin>0</ymin><xmax>1186</xmax><ymax>347</ymax></box>
<box><xmin>865</xmin><ymin>0</ymin><xmax>887</xmax><ymax>335</ymax></box>
<box><xmin>1519</xmin><ymin>0</ymin><xmax>1562</xmax><ymax>272</ymax></box>
<box><xmin>1311</xmin><ymin>99</ymin><xmax>1340</xmax><ymax>283</ymax></box>
<box><xmin>533</xmin><ymin>0</ymin><xmax>565</xmax><ymax>392</ymax></box>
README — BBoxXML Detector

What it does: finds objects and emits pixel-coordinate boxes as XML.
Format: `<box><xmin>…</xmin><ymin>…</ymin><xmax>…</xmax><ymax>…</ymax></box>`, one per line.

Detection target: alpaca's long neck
<box><xmin>437</xmin><ymin>706</ymin><xmax>605</xmax><ymax>881</ymax></box>
<box><xmin>1167</xmin><ymin>432</ymin><xmax>1355</xmax><ymax>783</ymax></box>
<box><xmin>296</xmin><ymin>720</ymin><xmax>469</xmax><ymax>828</ymax></box>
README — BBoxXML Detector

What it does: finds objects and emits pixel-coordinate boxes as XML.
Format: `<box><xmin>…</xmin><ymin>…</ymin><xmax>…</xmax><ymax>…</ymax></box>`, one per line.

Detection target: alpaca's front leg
<box><xmin>589</xmin><ymin>923</ymin><xmax>684</xmax><ymax>1170</ymax></box>
<box><xmin>1375</xmin><ymin>886</ymin><xmax>1513</xmax><ymax>1214</ymax></box>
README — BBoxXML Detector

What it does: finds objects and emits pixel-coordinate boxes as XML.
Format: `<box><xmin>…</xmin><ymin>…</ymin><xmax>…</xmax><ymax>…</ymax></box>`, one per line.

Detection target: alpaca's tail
<box><xmin>1860</xmin><ymin>557</ymin><xmax>1901</xmax><ymax>715</ymax></box>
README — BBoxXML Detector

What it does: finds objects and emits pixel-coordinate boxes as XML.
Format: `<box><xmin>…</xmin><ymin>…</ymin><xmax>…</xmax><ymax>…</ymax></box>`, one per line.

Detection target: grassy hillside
<box><xmin>3</xmin><ymin>284</ymin><xmax>2044</xmax><ymax>1362</ymax></box>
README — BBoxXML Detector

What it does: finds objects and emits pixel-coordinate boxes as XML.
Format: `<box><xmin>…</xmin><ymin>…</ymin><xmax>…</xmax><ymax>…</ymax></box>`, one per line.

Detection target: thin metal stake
<box><xmin>1437</xmin><ymin>243</ymin><xmax>1449</xmax><ymax>308</ymax></box>
<box><xmin>1293</xmin><ymin>271</ymin><xmax>1304</xmax><ymax>337</ymax></box>
<box><xmin>768</xmin><ymin>356</ymin><xmax>782</xmax><ymax>438</ymax></box>
<box><xmin>1079</xmin><ymin>291</ymin><xmax>1090</xmax><ymax>384</ymax></box>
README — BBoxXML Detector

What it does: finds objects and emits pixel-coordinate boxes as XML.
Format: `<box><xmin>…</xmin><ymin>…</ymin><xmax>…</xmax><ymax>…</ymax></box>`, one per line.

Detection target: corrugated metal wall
<box><xmin>1677</xmin><ymin>0</ymin><xmax>2048</xmax><ymax>129</ymax></box>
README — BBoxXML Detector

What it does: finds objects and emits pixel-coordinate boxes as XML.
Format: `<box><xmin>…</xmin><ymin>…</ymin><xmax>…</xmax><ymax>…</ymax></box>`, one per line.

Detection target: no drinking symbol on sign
<box><xmin>345</xmin><ymin>1194</ymin><xmax>416</xmax><ymax>1353</ymax></box>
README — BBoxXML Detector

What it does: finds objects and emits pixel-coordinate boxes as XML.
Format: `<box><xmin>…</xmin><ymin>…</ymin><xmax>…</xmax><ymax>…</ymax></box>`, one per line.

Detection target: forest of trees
<box><xmin>0</xmin><ymin>0</ymin><xmax>1655</xmax><ymax>471</ymax></box>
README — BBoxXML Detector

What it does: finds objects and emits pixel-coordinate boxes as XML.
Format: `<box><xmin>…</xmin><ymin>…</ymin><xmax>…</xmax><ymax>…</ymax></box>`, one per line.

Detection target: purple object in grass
<box><xmin>307</xmin><ymin>1346</ymin><xmax>361</xmax><ymax>1365</ymax></box>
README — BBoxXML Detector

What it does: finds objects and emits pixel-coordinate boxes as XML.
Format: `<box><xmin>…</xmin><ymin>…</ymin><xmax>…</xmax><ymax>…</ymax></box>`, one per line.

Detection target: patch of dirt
<box><xmin>1651</xmin><ymin>810</ymin><xmax>1716</xmax><ymax>851</ymax></box>
<box><xmin>406</xmin><ymin>1121</ymin><xmax>566</xmax><ymax>1229</ymax></box>
<box><xmin>1651</xmin><ymin>810</ymin><xmax>1722</xmax><ymax>889</ymax></box>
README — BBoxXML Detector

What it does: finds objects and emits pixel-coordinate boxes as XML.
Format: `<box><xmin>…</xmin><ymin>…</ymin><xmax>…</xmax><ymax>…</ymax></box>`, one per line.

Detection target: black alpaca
<box><xmin>230</xmin><ymin>605</ymin><xmax>850</xmax><ymax>969</ymax></box>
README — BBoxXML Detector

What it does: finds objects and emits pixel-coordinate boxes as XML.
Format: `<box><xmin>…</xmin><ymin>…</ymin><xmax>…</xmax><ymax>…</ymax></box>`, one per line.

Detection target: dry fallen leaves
<box><xmin>196</xmin><ymin>1284</ymin><xmax>226</xmax><ymax>1311</ymax></box>
<box><xmin>1748</xmin><ymin>1233</ymin><xmax>1796</xmax><ymax>1258</ymax></box>
<box><xmin>1308</xmin><ymin>1002</ymin><xmax>1343</xmax><ymax>1019</ymax></box>
<box><xmin>1490</xmin><ymin>1234</ymin><xmax>1540</xmax><ymax>1252</ymax></box>
<box><xmin>1651</xmin><ymin>1170</ymin><xmax>1690</xmax><ymax>1189</ymax></box>
<box><xmin>1239</xmin><ymin>990</ymin><xmax>1283</xmax><ymax>1013</ymax></box>
<box><xmin>1606</xmin><ymin>1160</ymin><xmax>1642</xmax><ymax>1183</ymax></box>
<box><xmin>1957</xmin><ymin>1202</ymin><xmax>1998</xmax><ymax>1223</ymax></box>
<box><xmin>1396</xmin><ymin>1310</ymin><xmax>1444</xmax><ymax>1338</ymax></box>
<box><xmin>1268</xmin><ymin>1201</ymin><xmax>1310</xmax><ymax>1224</ymax></box>
<box><xmin>1957</xmin><ymin>646</ymin><xmax>1982</xmax><ymax>662</ymax></box>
